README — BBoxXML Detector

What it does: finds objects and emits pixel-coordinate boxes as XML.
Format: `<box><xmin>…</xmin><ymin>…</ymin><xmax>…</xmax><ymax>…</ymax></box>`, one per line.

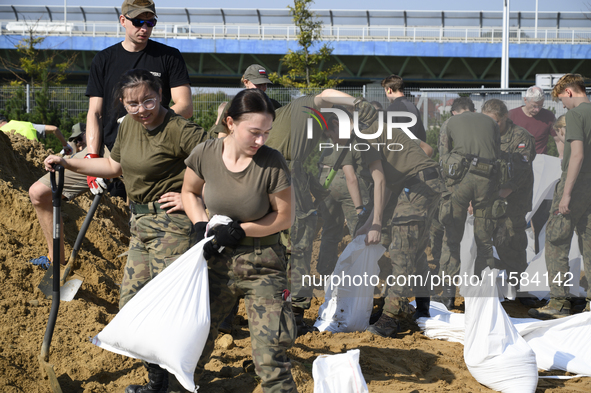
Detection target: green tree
<box><xmin>269</xmin><ymin>0</ymin><xmax>343</xmax><ymax>90</ymax></box>
<box><xmin>5</xmin><ymin>28</ymin><xmax>75</xmax><ymax>87</ymax></box>
<box><xmin>1</xmin><ymin>24</ymin><xmax>77</xmax><ymax>125</ymax></box>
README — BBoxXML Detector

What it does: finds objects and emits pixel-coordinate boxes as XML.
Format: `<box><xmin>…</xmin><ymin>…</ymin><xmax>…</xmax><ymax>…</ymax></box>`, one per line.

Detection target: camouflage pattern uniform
<box><xmin>316</xmin><ymin>149</ymin><xmax>370</xmax><ymax>276</ymax></box>
<box><xmin>265</xmin><ymin>95</ymin><xmax>328</xmax><ymax>312</ymax></box>
<box><xmin>287</xmin><ymin>160</ymin><xmax>320</xmax><ymax>310</ymax></box>
<box><xmin>120</xmin><ymin>209</ymin><xmax>197</xmax><ymax>309</ymax></box>
<box><xmin>545</xmin><ymin>172</ymin><xmax>591</xmax><ymax>303</ymax></box>
<box><xmin>542</xmin><ymin>101</ymin><xmax>591</xmax><ymax>312</ymax></box>
<box><xmin>490</xmin><ymin>120</ymin><xmax>536</xmax><ymax>277</ymax></box>
<box><xmin>167</xmin><ymin>241</ymin><xmax>297</xmax><ymax>393</ymax></box>
<box><xmin>383</xmin><ymin>173</ymin><xmax>445</xmax><ymax>318</ymax></box>
<box><xmin>438</xmin><ymin>112</ymin><xmax>501</xmax><ymax>279</ymax></box>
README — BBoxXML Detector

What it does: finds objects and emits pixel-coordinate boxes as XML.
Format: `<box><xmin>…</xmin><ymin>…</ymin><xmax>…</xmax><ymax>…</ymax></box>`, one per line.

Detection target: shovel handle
<box><xmin>49</xmin><ymin>165</ymin><xmax>65</xmax><ymax>206</ymax></box>
<box><xmin>60</xmin><ymin>193</ymin><xmax>102</xmax><ymax>285</ymax></box>
<box><xmin>40</xmin><ymin>166</ymin><xmax>65</xmax><ymax>376</ymax></box>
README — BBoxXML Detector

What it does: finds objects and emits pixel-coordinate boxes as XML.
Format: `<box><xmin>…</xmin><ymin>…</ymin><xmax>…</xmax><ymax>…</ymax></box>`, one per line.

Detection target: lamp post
<box><xmin>501</xmin><ymin>0</ymin><xmax>510</xmax><ymax>89</ymax></box>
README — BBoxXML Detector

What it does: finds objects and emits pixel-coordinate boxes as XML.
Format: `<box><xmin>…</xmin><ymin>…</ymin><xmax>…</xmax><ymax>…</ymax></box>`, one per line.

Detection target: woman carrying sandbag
<box><xmin>43</xmin><ymin>68</ymin><xmax>208</xmax><ymax>393</ymax></box>
<box><xmin>181</xmin><ymin>88</ymin><xmax>296</xmax><ymax>393</ymax></box>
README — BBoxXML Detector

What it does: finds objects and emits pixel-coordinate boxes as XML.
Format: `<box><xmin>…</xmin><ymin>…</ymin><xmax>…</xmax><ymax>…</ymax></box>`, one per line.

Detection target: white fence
<box><xmin>2</xmin><ymin>21</ymin><xmax>591</xmax><ymax>44</ymax></box>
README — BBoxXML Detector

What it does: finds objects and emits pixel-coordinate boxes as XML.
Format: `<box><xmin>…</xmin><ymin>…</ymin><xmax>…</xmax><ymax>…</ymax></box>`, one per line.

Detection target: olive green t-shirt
<box><xmin>266</xmin><ymin>95</ymin><xmax>322</xmax><ymax>162</ymax></box>
<box><xmin>445</xmin><ymin>111</ymin><xmax>500</xmax><ymax>160</ymax></box>
<box><xmin>563</xmin><ymin>102</ymin><xmax>591</xmax><ymax>173</ymax></box>
<box><xmin>358</xmin><ymin>120</ymin><xmax>437</xmax><ymax>192</ymax></box>
<box><xmin>110</xmin><ymin>110</ymin><xmax>207</xmax><ymax>204</ymax></box>
<box><xmin>185</xmin><ymin>138</ymin><xmax>290</xmax><ymax>222</ymax></box>
<box><xmin>319</xmin><ymin>146</ymin><xmax>355</xmax><ymax>168</ymax></box>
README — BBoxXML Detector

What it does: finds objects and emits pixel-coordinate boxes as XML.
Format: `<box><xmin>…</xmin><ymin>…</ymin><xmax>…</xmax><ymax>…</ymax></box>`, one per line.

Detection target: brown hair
<box><xmin>552</xmin><ymin>74</ymin><xmax>586</xmax><ymax>101</ymax></box>
<box><xmin>222</xmin><ymin>89</ymin><xmax>276</xmax><ymax>129</ymax></box>
<box><xmin>451</xmin><ymin>97</ymin><xmax>475</xmax><ymax>113</ymax></box>
<box><xmin>481</xmin><ymin>99</ymin><xmax>508</xmax><ymax>119</ymax></box>
<box><xmin>381</xmin><ymin>74</ymin><xmax>404</xmax><ymax>93</ymax></box>
<box><xmin>113</xmin><ymin>69</ymin><xmax>162</xmax><ymax>109</ymax></box>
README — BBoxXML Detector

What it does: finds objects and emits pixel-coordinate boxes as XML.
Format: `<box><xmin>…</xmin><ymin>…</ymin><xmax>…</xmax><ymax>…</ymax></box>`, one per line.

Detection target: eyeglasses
<box><xmin>125</xmin><ymin>15</ymin><xmax>157</xmax><ymax>28</ymax></box>
<box><xmin>74</xmin><ymin>136</ymin><xmax>84</xmax><ymax>143</ymax></box>
<box><xmin>124</xmin><ymin>97</ymin><xmax>158</xmax><ymax>114</ymax></box>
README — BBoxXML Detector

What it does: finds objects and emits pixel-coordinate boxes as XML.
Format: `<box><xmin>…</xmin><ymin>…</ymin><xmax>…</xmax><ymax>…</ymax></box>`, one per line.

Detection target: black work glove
<box><xmin>203</xmin><ymin>221</ymin><xmax>246</xmax><ymax>260</ymax></box>
<box><xmin>353</xmin><ymin>97</ymin><xmax>378</xmax><ymax>128</ymax></box>
<box><xmin>354</xmin><ymin>206</ymin><xmax>371</xmax><ymax>237</ymax></box>
<box><xmin>193</xmin><ymin>221</ymin><xmax>208</xmax><ymax>243</ymax></box>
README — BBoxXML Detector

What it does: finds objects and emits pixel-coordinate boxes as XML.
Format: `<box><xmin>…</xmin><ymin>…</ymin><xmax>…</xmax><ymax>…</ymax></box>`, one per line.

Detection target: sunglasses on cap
<box><xmin>125</xmin><ymin>15</ymin><xmax>157</xmax><ymax>28</ymax></box>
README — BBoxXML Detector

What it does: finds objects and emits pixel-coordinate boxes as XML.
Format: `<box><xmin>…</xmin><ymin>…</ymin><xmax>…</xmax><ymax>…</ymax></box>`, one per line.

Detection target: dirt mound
<box><xmin>0</xmin><ymin>132</ymin><xmax>586</xmax><ymax>392</ymax></box>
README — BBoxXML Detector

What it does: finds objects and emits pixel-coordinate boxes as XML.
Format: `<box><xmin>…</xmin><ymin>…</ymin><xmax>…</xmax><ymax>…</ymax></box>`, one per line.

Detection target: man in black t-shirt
<box><xmin>381</xmin><ymin>74</ymin><xmax>427</xmax><ymax>142</ymax></box>
<box><xmin>85</xmin><ymin>0</ymin><xmax>192</xmax><ymax>196</ymax></box>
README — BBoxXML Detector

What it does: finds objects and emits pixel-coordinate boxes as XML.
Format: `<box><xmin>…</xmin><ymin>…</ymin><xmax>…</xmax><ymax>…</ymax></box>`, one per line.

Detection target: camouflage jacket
<box><xmin>500</xmin><ymin>119</ymin><xmax>536</xmax><ymax>209</ymax></box>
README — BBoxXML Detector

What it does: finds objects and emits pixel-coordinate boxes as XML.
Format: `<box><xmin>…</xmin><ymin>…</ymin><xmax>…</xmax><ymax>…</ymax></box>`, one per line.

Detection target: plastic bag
<box><xmin>91</xmin><ymin>235</ymin><xmax>212</xmax><ymax>392</ymax></box>
<box><xmin>312</xmin><ymin>349</ymin><xmax>369</xmax><ymax>393</ymax></box>
<box><xmin>463</xmin><ymin>268</ymin><xmax>538</xmax><ymax>393</ymax></box>
<box><xmin>314</xmin><ymin>235</ymin><xmax>385</xmax><ymax>333</ymax></box>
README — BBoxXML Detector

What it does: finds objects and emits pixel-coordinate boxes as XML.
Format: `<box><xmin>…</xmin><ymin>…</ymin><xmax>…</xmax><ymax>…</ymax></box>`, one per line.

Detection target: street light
<box><xmin>501</xmin><ymin>0</ymin><xmax>510</xmax><ymax>89</ymax></box>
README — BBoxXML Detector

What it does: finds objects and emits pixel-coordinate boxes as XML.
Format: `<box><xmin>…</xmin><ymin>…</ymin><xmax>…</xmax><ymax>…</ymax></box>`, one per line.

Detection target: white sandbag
<box><xmin>463</xmin><ymin>268</ymin><xmax>538</xmax><ymax>393</ymax></box>
<box><xmin>314</xmin><ymin>236</ymin><xmax>385</xmax><ymax>333</ymax></box>
<box><xmin>415</xmin><ymin>301</ymin><xmax>465</xmax><ymax>343</ymax></box>
<box><xmin>513</xmin><ymin>312</ymin><xmax>591</xmax><ymax>376</ymax></box>
<box><xmin>91</xmin><ymin>232</ymin><xmax>216</xmax><ymax>392</ymax></box>
<box><xmin>312</xmin><ymin>349</ymin><xmax>369</xmax><ymax>393</ymax></box>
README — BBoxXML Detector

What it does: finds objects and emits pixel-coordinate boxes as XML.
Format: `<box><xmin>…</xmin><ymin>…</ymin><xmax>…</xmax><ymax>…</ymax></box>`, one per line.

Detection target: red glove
<box><xmin>85</xmin><ymin>154</ymin><xmax>108</xmax><ymax>195</ymax></box>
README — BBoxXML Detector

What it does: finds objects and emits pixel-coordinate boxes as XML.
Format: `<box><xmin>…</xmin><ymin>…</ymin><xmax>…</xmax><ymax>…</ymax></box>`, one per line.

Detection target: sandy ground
<box><xmin>0</xmin><ymin>131</ymin><xmax>588</xmax><ymax>393</ymax></box>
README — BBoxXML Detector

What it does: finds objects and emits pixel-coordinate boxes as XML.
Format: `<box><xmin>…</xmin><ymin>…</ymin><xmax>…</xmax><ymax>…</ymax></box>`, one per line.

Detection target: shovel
<box><xmin>38</xmin><ymin>193</ymin><xmax>102</xmax><ymax>302</ymax></box>
<box><xmin>39</xmin><ymin>164</ymin><xmax>64</xmax><ymax>393</ymax></box>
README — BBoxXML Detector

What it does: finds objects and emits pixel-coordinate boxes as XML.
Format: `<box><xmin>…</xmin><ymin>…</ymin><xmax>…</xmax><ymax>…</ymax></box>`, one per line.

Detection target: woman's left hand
<box><xmin>158</xmin><ymin>192</ymin><xmax>184</xmax><ymax>213</ymax></box>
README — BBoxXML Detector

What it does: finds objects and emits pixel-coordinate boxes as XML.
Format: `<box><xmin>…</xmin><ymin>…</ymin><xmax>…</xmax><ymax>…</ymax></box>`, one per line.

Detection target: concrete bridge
<box><xmin>1</xmin><ymin>6</ymin><xmax>590</xmax><ymax>87</ymax></box>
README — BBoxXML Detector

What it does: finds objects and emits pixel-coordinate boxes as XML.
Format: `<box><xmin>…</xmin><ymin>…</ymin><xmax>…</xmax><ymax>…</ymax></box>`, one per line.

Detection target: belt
<box><xmin>238</xmin><ymin>233</ymin><xmax>280</xmax><ymax>246</ymax></box>
<box><xmin>465</xmin><ymin>154</ymin><xmax>497</xmax><ymax>166</ymax></box>
<box><xmin>129</xmin><ymin>201</ymin><xmax>165</xmax><ymax>215</ymax></box>
<box><xmin>405</xmin><ymin>167</ymin><xmax>440</xmax><ymax>187</ymax></box>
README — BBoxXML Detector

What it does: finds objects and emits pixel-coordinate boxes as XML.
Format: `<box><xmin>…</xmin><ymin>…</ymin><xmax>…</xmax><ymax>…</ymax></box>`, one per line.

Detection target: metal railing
<box><xmin>6</xmin><ymin>84</ymin><xmax>572</xmax><ymax>131</ymax></box>
<box><xmin>2</xmin><ymin>21</ymin><xmax>590</xmax><ymax>44</ymax></box>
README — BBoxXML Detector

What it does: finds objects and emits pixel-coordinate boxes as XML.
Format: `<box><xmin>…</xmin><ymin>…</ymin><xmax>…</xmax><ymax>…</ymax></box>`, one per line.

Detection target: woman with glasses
<box><xmin>43</xmin><ymin>68</ymin><xmax>207</xmax><ymax>393</ymax></box>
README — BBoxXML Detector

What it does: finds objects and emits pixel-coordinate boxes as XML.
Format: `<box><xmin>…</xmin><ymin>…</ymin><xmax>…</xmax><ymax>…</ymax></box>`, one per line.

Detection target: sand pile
<box><xmin>0</xmin><ymin>131</ymin><xmax>585</xmax><ymax>392</ymax></box>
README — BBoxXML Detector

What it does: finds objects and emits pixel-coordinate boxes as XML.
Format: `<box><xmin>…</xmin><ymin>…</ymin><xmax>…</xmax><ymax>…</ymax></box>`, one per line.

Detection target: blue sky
<box><xmin>16</xmin><ymin>0</ymin><xmax>591</xmax><ymax>12</ymax></box>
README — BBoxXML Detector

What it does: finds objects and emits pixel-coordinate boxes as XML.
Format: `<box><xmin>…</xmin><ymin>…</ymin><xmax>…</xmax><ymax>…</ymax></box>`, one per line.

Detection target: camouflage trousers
<box><xmin>545</xmin><ymin>171</ymin><xmax>591</xmax><ymax>302</ymax></box>
<box><xmin>317</xmin><ymin>168</ymin><xmax>369</xmax><ymax>276</ymax></box>
<box><xmin>439</xmin><ymin>172</ymin><xmax>498</xmax><ymax>278</ymax></box>
<box><xmin>490</xmin><ymin>197</ymin><xmax>529</xmax><ymax>278</ymax></box>
<box><xmin>429</xmin><ymin>201</ymin><xmax>446</xmax><ymax>270</ymax></box>
<box><xmin>287</xmin><ymin>163</ymin><xmax>318</xmax><ymax>310</ymax></box>
<box><xmin>383</xmin><ymin>175</ymin><xmax>444</xmax><ymax>319</ymax></box>
<box><xmin>119</xmin><ymin>211</ymin><xmax>196</xmax><ymax>309</ymax></box>
<box><xmin>168</xmin><ymin>241</ymin><xmax>297</xmax><ymax>393</ymax></box>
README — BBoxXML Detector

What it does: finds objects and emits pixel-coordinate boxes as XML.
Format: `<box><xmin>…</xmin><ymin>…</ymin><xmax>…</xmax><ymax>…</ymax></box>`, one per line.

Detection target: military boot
<box><xmin>528</xmin><ymin>298</ymin><xmax>571</xmax><ymax>319</ymax></box>
<box><xmin>125</xmin><ymin>363</ymin><xmax>168</xmax><ymax>393</ymax></box>
<box><xmin>218</xmin><ymin>299</ymin><xmax>240</xmax><ymax>334</ymax></box>
<box><xmin>413</xmin><ymin>297</ymin><xmax>431</xmax><ymax>320</ymax></box>
<box><xmin>366</xmin><ymin>313</ymin><xmax>400</xmax><ymax>338</ymax></box>
<box><xmin>434</xmin><ymin>285</ymin><xmax>456</xmax><ymax>310</ymax></box>
<box><xmin>293</xmin><ymin>307</ymin><xmax>318</xmax><ymax>337</ymax></box>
